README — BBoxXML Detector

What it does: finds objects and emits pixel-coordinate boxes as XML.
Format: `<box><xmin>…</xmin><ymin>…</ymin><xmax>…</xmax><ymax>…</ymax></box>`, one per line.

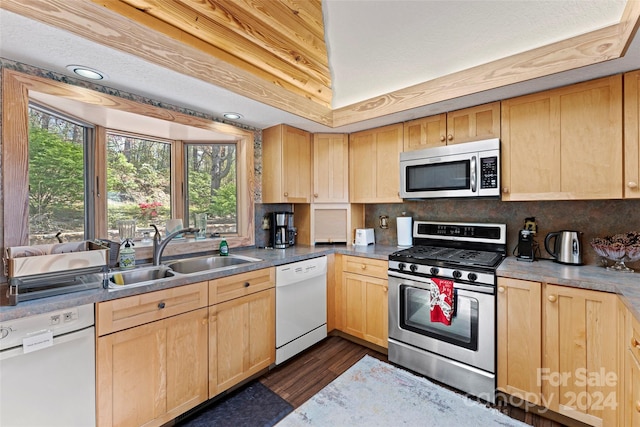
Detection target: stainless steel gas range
<box><xmin>388</xmin><ymin>220</ymin><xmax>507</xmax><ymax>403</ymax></box>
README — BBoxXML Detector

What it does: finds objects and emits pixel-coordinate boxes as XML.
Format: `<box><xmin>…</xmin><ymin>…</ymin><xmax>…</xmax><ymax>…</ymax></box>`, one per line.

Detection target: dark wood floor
<box><xmin>260</xmin><ymin>335</ymin><xmax>571</xmax><ymax>427</ymax></box>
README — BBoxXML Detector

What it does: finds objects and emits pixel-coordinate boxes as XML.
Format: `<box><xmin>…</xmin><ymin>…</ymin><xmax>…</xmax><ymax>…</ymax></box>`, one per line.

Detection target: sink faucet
<box><xmin>150</xmin><ymin>224</ymin><xmax>199</xmax><ymax>266</ymax></box>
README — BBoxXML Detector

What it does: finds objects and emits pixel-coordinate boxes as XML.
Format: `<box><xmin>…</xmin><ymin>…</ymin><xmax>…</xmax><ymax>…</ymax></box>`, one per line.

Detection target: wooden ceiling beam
<box><xmin>118</xmin><ymin>0</ymin><xmax>331</xmax><ymax>105</ymax></box>
<box><xmin>1</xmin><ymin>0</ymin><xmax>333</xmax><ymax>125</ymax></box>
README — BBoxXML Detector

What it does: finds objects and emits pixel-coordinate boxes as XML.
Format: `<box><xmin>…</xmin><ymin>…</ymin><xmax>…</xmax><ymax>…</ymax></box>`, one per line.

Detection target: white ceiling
<box><xmin>1</xmin><ymin>1</ymin><xmax>639</xmax><ymax>135</ymax></box>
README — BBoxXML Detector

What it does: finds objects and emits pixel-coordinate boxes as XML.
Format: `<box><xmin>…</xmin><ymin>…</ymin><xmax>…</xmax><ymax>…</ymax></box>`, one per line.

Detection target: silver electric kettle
<box><xmin>544</xmin><ymin>230</ymin><xmax>583</xmax><ymax>265</ymax></box>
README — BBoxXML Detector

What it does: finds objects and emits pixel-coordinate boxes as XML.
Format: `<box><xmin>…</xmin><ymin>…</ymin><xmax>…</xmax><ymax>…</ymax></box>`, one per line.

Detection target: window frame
<box><xmin>2</xmin><ymin>69</ymin><xmax>255</xmax><ymax>268</ymax></box>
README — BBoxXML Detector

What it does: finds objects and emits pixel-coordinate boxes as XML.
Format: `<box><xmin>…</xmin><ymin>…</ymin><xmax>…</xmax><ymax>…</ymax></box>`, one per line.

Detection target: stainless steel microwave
<box><xmin>400</xmin><ymin>138</ymin><xmax>500</xmax><ymax>199</ymax></box>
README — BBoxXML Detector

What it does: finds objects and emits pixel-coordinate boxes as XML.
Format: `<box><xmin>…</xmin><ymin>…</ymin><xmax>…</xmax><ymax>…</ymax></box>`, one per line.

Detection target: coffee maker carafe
<box><xmin>269</xmin><ymin>212</ymin><xmax>291</xmax><ymax>249</ymax></box>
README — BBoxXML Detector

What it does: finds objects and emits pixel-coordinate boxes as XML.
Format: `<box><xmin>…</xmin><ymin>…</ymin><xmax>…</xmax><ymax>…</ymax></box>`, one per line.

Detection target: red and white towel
<box><xmin>430</xmin><ymin>278</ymin><xmax>454</xmax><ymax>325</ymax></box>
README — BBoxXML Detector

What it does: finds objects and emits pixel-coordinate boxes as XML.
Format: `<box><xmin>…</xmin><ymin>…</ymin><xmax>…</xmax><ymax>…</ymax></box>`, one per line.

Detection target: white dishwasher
<box><xmin>0</xmin><ymin>304</ymin><xmax>96</xmax><ymax>427</ymax></box>
<box><xmin>275</xmin><ymin>256</ymin><xmax>327</xmax><ymax>365</ymax></box>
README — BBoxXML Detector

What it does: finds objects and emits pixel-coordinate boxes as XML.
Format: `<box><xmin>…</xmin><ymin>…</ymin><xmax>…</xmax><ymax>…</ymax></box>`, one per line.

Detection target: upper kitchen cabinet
<box><xmin>403</xmin><ymin>102</ymin><xmax>500</xmax><ymax>151</ymax></box>
<box><xmin>313</xmin><ymin>133</ymin><xmax>349</xmax><ymax>203</ymax></box>
<box><xmin>349</xmin><ymin>123</ymin><xmax>403</xmax><ymax>203</ymax></box>
<box><xmin>625</xmin><ymin>70</ymin><xmax>640</xmax><ymax>198</ymax></box>
<box><xmin>501</xmin><ymin>75</ymin><xmax>623</xmax><ymax>201</ymax></box>
<box><xmin>262</xmin><ymin>124</ymin><xmax>312</xmax><ymax>203</ymax></box>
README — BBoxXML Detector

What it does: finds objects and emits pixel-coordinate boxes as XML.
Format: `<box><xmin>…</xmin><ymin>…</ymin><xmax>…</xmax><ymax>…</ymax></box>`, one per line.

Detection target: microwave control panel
<box><xmin>480</xmin><ymin>157</ymin><xmax>498</xmax><ymax>189</ymax></box>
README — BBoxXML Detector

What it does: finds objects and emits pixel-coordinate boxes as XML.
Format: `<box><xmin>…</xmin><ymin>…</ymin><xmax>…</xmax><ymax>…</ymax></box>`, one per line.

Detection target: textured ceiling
<box><xmin>1</xmin><ymin>0</ymin><xmax>639</xmax><ymax>135</ymax></box>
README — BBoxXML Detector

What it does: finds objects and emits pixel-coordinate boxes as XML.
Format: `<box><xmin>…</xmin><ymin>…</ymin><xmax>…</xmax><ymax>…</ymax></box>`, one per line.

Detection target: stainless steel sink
<box><xmin>108</xmin><ymin>265</ymin><xmax>175</xmax><ymax>288</ymax></box>
<box><xmin>165</xmin><ymin>254</ymin><xmax>261</xmax><ymax>275</ymax></box>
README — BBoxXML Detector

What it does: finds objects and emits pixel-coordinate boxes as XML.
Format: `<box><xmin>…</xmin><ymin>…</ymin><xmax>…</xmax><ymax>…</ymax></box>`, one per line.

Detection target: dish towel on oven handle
<box><xmin>429</xmin><ymin>278</ymin><xmax>454</xmax><ymax>325</ymax></box>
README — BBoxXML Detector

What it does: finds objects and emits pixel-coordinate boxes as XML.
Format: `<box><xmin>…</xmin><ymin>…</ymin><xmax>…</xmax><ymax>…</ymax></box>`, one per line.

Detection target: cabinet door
<box><xmin>262</xmin><ymin>124</ymin><xmax>311</xmax><ymax>203</ymax></box>
<box><xmin>342</xmin><ymin>272</ymin><xmax>388</xmax><ymax>347</ymax></box>
<box><xmin>502</xmin><ymin>76</ymin><xmax>623</xmax><ymax>200</ymax></box>
<box><xmin>403</xmin><ymin>114</ymin><xmax>447</xmax><ymax>151</ymax></box>
<box><xmin>313</xmin><ymin>133</ymin><xmax>349</xmax><ymax>202</ymax></box>
<box><xmin>496</xmin><ymin>278</ymin><xmax>542</xmax><ymax>405</ymax></box>
<box><xmin>349</xmin><ymin>124</ymin><xmax>403</xmax><ymax>203</ymax></box>
<box><xmin>446</xmin><ymin>102</ymin><xmax>500</xmax><ymax>145</ymax></box>
<box><xmin>624</xmin><ymin>70</ymin><xmax>640</xmax><ymax>198</ymax></box>
<box><xmin>626</xmin><ymin>351</ymin><xmax>640</xmax><ymax>427</ymax></box>
<box><xmin>543</xmin><ymin>284</ymin><xmax>618</xmax><ymax>426</ymax></box>
<box><xmin>282</xmin><ymin>125</ymin><xmax>312</xmax><ymax>202</ymax></box>
<box><xmin>209</xmin><ymin>288</ymin><xmax>275</xmax><ymax>397</ymax></box>
<box><xmin>96</xmin><ymin>308</ymin><xmax>208</xmax><ymax>427</ymax></box>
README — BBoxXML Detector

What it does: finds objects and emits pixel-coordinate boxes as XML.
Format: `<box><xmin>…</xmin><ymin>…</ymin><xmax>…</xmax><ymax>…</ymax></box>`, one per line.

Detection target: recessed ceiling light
<box><xmin>223</xmin><ymin>112</ymin><xmax>243</xmax><ymax>120</ymax></box>
<box><xmin>66</xmin><ymin>65</ymin><xmax>107</xmax><ymax>80</ymax></box>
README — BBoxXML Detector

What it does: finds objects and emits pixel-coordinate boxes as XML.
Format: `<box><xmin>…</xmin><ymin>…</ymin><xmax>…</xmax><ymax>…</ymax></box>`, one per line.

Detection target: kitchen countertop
<box><xmin>2</xmin><ymin>245</ymin><xmax>639</xmax><ymax>323</ymax></box>
<box><xmin>0</xmin><ymin>244</ymin><xmax>398</xmax><ymax>322</ymax></box>
<box><xmin>497</xmin><ymin>257</ymin><xmax>640</xmax><ymax>320</ymax></box>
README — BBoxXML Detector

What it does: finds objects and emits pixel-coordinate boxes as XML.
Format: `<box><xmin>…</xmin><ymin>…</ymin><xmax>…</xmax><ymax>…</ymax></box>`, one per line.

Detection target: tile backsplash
<box><xmin>365</xmin><ymin>198</ymin><xmax>640</xmax><ymax>267</ymax></box>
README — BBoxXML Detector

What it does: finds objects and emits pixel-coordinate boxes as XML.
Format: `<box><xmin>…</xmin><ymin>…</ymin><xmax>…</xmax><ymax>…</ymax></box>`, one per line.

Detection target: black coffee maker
<box><xmin>268</xmin><ymin>212</ymin><xmax>292</xmax><ymax>249</ymax></box>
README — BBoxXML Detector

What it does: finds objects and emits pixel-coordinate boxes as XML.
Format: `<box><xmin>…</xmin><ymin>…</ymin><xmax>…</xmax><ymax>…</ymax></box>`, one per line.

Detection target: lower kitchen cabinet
<box><xmin>497</xmin><ymin>278</ymin><xmax>620</xmax><ymax>426</ymax></box>
<box><xmin>625</xmin><ymin>304</ymin><xmax>640</xmax><ymax>425</ymax></box>
<box><xmin>208</xmin><ymin>272</ymin><xmax>275</xmax><ymax>397</ymax></box>
<box><xmin>340</xmin><ymin>256</ymin><xmax>388</xmax><ymax>348</ymax></box>
<box><xmin>96</xmin><ymin>307</ymin><xmax>209</xmax><ymax>427</ymax></box>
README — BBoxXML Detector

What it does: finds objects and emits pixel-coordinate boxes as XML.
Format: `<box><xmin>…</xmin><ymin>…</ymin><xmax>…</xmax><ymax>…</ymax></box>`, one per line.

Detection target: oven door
<box><xmin>388</xmin><ymin>271</ymin><xmax>495</xmax><ymax>373</ymax></box>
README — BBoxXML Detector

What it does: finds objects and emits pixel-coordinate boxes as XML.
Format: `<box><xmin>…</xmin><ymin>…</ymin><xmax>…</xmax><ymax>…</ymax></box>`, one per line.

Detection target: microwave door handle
<box><xmin>470</xmin><ymin>156</ymin><xmax>477</xmax><ymax>192</ymax></box>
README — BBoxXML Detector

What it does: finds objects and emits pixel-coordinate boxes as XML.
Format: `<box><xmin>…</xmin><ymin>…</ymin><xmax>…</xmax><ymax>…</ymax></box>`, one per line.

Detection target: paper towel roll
<box><xmin>397</xmin><ymin>216</ymin><xmax>412</xmax><ymax>247</ymax></box>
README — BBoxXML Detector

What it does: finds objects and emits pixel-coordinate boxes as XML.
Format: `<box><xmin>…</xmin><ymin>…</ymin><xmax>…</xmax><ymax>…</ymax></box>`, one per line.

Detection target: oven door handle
<box><xmin>388</xmin><ymin>271</ymin><xmax>494</xmax><ymax>295</ymax></box>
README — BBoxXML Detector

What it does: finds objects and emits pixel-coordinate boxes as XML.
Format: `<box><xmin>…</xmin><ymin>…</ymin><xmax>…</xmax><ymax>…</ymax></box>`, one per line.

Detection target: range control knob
<box><xmin>409</xmin><ymin>264</ymin><xmax>418</xmax><ymax>273</ymax></box>
<box><xmin>468</xmin><ymin>273</ymin><xmax>478</xmax><ymax>282</ymax></box>
<box><xmin>430</xmin><ymin>267</ymin><xmax>439</xmax><ymax>276</ymax></box>
<box><xmin>398</xmin><ymin>263</ymin><xmax>406</xmax><ymax>271</ymax></box>
<box><xmin>452</xmin><ymin>270</ymin><xmax>462</xmax><ymax>279</ymax></box>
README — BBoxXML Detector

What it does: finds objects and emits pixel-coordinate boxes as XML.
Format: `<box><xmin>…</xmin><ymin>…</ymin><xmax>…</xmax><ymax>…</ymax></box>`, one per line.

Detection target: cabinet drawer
<box><xmin>97</xmin><ymin>281</ymin><xmax>208</xmax><ymax>336</ymax></box>
<box><xmin>342</xmin><ymin>256</ymin><xmax>387</xmax><ymax>279</ymax></box>
<box><xmin>209</xmin><ymin>268</ymin><xmax>275</xmax><ymax>305</ymax></box>
<box><xmin>630</xmin><ymin>314</ymin><xmax>640</xmax><ymax>364</ymax></box>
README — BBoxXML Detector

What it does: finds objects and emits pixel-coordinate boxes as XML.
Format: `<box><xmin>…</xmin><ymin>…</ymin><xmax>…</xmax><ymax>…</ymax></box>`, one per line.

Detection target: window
<box><xmin>2</xmin><ymin>69</ymin><xmax>255</xmax><ymax>254</ymax></box>
<box><xmin>28</xmin><ymin>104</ymin><xmax>93</xmax><ymax>244</ymax></box>
<box><xmin>185</xmin><ymin>143</ymin><xmax>237</xmax><ymax>235</ymax></box>
<box><xmin>106</xmin><ymin>132</ymin><xmax>171</xmax><ymax>240</ymax></box>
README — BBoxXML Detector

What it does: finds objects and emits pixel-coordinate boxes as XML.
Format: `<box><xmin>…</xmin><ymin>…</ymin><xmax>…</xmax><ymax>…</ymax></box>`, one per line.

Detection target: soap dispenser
<box><xmin>119</xmin><ymin>239</ymin><xmax>136</xmax><ymax>269</ymax></box>
<box><xmin>219</xmin><ymin>239</ymin><xmax>229</xmax><ymax>256</ymax></box>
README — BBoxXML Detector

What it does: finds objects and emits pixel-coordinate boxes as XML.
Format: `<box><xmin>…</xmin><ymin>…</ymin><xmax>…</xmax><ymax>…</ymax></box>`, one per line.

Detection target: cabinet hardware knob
<box><xmin>361</xmin><ymin>264</ymin><xmax>366</xmax><ymax>270</ymax></box>
<box><xmin>547</xmin><ymin>295</ymin><xmax>557</xmax><ymax>303</ymax></box>
<box><xmin>498</xmin><ymin>286</ymin><xmax>505</xmax><ymax>293</ymax></box>
<box><xmin>502</xmin><ymin>187</ymin><xmax>510</xmax><ymax>194</ymax></box>
<box><xmin>447</xmin><ymin>134</ymin><xmax>453</xmax><ymax>141</ymax></box>
<box><xmin>636</xmin><ymin>400</ymin><xmax>640</xmax><ymax>413</ymax></box>
<box><xmin>158</xmin><ymin>302</ymin><xmax>166</xmax><ymax>309</ymax></box>
<box><xmin>629</xmin><ymin>181</ymin><xmax>639</xmax><ymax>189</ymax></box>
<box><xmin>244</xmin><ymin>282</ymin><xmax>250</xmax><ymax>287</ymax></box>
<box><xmin>631</xmin><ymin>338</ymin><xmax>640</xmax><ymax>349</ymax></box>
<box><xmin>440</xmin><ymin>135</ymin><xmax>445</xmax><ymax>142</ymax></box>
<box><xmin>284</xmin><ymin>192</ymin><xmax>289</xmax><ymax>197</ymax></box>
<box><xmin>314</xmin><ymin>193</ymin><xmax>318</xmax><ymax>197</ymax></box>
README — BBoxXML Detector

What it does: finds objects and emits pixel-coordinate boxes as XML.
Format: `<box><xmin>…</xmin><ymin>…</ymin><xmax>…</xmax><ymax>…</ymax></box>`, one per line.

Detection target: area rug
<box><xmin>276</xmin><ymin>355</ymin><xmax>528</xmax><ymax>427</ymax></box>
<box><xmin>178</xmin><ymin>381</ymin><xmax>293</xmax><ymax>427</ymax></box>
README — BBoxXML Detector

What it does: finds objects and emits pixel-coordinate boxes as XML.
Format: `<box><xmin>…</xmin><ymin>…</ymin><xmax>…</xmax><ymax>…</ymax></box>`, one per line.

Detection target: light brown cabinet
<box><xmin>313</xmin><ymin>133</ymin><xmax>349</xmax><ymax>203</ymax></box>
<box><xmin>349</xmin><ymin>123</ymin><xmax>403</xmax><ymax>203</ymax></box>
<box><xmin>497</xmin><ymin>277</ymin><xmax>542</xmax><ymax>405</ymax></box>
<box><xmin>624</xmin><ymin>70</ymin><xmax>640</xmax><ymax>198</ymax></box>
<box><xmin>497</xmin><ymin>277</ymin><xmax>620</xmax><ymax>426</ymax></box>
<box><xmin>340</xmin><ymin>256</ymin><xmax>388</xmax><ymax>347</ymax></box>
<box><xmin>208</xmin><ymin>268</ymin><xmax>275</xmax><ymax>397</ymax></box>
<box><xmin>403</xmin><ymin>102</ymin><xmax>500</xmax><ymax>151</ymax></box>
<box><xmin>501</xmin><ymin>75</ymin><xmax>623</xmax><ymax>201</ymax></box>
<box><xmin>96</xmin><ymin>283</ymin><xmax>209</xmax><ymax>427</ymax></box>
<box><xmin>624</xmin><ymin>302</ymin><xmax>640</xmax><ymax>426</ymax></box>
<box><xmin>262</xmin><ymin>124</ymin><xmax>312</xmax><ymax>203</ymax></box>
